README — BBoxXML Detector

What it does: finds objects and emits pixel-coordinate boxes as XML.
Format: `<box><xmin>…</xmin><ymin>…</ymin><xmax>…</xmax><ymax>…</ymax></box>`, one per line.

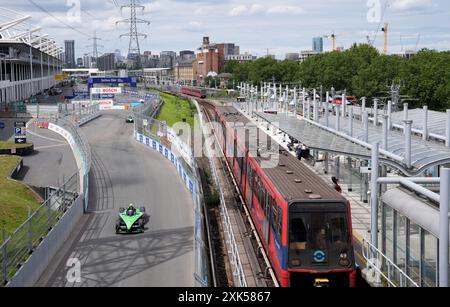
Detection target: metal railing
<box><xmin>1</xmin><ymin>172</ymin><xmax>79</xmax><ymax>285</ymax></box>
<box><xmin>32</xmin><ymin>116</ymin><xmax>92</xmax><ymax>211</ymax></box>
<box><xmin>362</xmin><ymin>236</ymin><xmax>419</xmax><ymax>287</ymax></box>
<box><xmin>57</xmin><ymin>101</ymin><xmax>100</xmax><ymax>126</ymax></box>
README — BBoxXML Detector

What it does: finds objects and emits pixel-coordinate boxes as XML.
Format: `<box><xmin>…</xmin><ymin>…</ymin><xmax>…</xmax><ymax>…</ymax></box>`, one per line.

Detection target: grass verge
<box><xmin>0</xmin><ymin>156</ymin><xmax>41</xmax><ymax>235</ymax></box>
<box><xmin>157</xmin><ymin>92</ymin><xmax>197</xmax><ymax>128</ymax></box>
<box><xmin>0</xmin><ymin>142</ymin><xmax>32</xmax><ymax>150</ymax></box>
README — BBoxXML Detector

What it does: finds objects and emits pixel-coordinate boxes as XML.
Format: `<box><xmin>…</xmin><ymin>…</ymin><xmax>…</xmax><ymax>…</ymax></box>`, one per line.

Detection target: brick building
<box><xmin>193</xmin><ymin>37</ymin><xmax>220</xmax><ymax>85</ymax></box>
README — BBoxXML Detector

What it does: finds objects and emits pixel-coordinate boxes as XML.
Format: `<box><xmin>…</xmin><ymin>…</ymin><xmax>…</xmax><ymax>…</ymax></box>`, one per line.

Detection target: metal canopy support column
<box><xmin>335</xmin><ymin>156</ymin><xmax>340</xmax><ymax>180</ymax></box>
<box><xmin>387</xmin><ymin>100</ymin><xmax>392</xmax><ymax>130</ymax></box>
<box><xmin>446</xmin><ymin>110</ymin><xmax>450</xmax><ymax>148</ymax></box>
<box><xmin>349</xmin><ymin>106</ymin><xmax>354</xmax><ymax>137</ymax></box>
<box><xmin>423</xmin><ymin>106</ymin><xmax>429</xmax><ymax>141</ymax></box>
<box><xmin>404</xmin><ymin>120</ymin><xmax>413</xmax><ymax>169</ymax></box>
<box><xmin>373</xmin><ymin>98</ymin><xmax>378</xmax><ymax>127</ymax></box>
<box><xmin>439</xmin><ymin>168</ymin><xmax>449</xmax><ymax>287</ymax></box>
<box><xmin>403</xmin><ymin>103</ymin><xmax>409</xmax><ymax>134</ymax></box>
<box><xmin>325</xmin><ymin>91</ymin><xmax>329</xmax><ymax>127</ymax></box>
<box><xmin>370</xmin><ymin>142</ymin><xmax>380</xmax><ymax>248</ymax></box>
<box><xmin>347</xmin><ymin>156</ymin><xmax>353</xmax><ymax>192</ymax></box>
<box><xmin>382</xmin><ymin>115</ymin><xmax>389</xmax><ymax>150</ymax></box>
<box><xmin>362</xmin><ymin>97</ymin><xmax>366</xmax><ymax>115</ymax></box>
<box><xmin>363</xmin><ymin>111</ymin><xmax>369</xmax><ymax>143</ymax></box>
<box><xmin>336</xmin><ymin>105</ymin><xmax>340</xmax><ymax>132</ymax></box>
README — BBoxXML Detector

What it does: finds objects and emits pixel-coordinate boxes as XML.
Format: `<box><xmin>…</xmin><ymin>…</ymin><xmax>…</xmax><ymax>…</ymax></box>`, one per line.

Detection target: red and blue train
<box><xmin>212</xmin><ymin>106</ymin><xmax>357</xmax><ymax>287</ymax></box>
<box><xmin>181</xmin><ymin>86</ymin><xmax>207</xmax><ymax>99</ymax></box>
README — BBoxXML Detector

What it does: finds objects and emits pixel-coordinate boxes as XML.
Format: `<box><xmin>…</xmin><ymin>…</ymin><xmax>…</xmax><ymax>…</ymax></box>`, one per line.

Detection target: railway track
<box><xmin>196</xmin><ymin>98</ymin><xmax>279</xmax><ymax>287</ymax></box>
<box><xmin>159</xmin><ymin>89</ymin><xmax>278</xmax><ymax>286</ymax></box>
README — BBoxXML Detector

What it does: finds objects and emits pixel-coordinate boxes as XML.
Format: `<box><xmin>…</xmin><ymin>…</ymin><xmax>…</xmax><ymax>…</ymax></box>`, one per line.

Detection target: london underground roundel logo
<box><xmin>313</xmin><ymin>250</ymin><xmax>326</xmax><ymax>263</ymax></box>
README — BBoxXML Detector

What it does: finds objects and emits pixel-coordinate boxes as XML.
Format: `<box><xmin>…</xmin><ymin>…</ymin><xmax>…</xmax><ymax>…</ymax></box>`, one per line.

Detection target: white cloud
<box><xmin>390</xmin><ymin>0</ymin><xmax>435</xmax><ymax>11</ymax></box>
<box><xmin>229</xmin><ymin>5</ymin><xmax>247</xmax><ymax>16</ymax></box>
<box><xmin>266</xmin><ymin>5</ymin><xmax>304</xmax><ymax>15</ymax></box>
<box><xmin>249</xmin><ymin>4</ymin><xmax>265</xmax><ymax>14</ymax></box>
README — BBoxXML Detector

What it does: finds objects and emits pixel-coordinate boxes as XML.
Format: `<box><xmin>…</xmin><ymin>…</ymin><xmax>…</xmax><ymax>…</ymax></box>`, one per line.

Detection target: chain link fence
<box><xmin>1</xmin><ymin>172</ymin><xmax>79</xmax><ymax>285</ymax></box>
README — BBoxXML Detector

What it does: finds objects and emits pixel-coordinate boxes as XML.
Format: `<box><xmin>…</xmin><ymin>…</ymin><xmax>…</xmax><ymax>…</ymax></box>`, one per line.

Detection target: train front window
<box><xmin>289</xmin><ymin>210</ymin><xmax>351</xmax><ymax>268</ymax></box>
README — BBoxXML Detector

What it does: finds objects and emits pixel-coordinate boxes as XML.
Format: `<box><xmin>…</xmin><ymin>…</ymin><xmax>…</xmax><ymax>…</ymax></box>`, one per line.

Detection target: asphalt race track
<box><xmin>38</xmin><ymin>111</ymin><xmax>195</xmax><ymax>287</ymax></box>
<box><xmin>20</xmin><ymin>125</ymin><xmax>78</xmax><ymax>189</ymax></box>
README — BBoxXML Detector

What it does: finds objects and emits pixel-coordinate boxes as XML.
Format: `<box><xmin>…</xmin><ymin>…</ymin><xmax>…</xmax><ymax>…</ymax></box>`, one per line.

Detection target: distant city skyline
<box><xmin>4</xmin><ymin>0</ymin><xmax>450</xmax><ymax>59</ymax></box>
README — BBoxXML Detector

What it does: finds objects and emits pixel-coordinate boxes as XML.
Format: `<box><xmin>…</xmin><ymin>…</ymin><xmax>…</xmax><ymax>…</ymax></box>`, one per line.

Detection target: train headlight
<box><xmin>338</xmin><ymin>252</ymin><xmax>350</xmax><ymax>267</ymax></box>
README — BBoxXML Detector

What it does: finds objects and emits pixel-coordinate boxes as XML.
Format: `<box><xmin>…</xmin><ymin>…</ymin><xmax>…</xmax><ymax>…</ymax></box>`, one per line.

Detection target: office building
<box><xmin>313</xmin><ymin>37</ymin><xmax>324</xmax><ymax>53</ymax></box>
<box><xmin>64</xmin><ymin>40</ymin><xmax>75</xmax><ymax>68</ymax></box>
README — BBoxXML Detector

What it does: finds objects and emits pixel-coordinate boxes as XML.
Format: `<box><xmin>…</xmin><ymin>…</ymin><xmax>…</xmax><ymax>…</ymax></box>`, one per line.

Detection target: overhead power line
<box><xmin>27</xmin><ymin>0</ymin><xmax>92</xmax><ymax>38</ymax></box>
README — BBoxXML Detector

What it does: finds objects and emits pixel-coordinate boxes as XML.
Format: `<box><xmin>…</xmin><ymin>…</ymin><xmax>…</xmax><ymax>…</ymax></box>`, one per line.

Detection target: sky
<box><xmin>1</xmin><ymin>0</ymin><xmax>450</xmax><ymax>59</ymax></box>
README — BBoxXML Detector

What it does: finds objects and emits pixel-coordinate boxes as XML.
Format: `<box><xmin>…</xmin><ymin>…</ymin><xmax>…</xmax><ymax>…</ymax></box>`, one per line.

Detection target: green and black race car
<box><xmin>115</xmin><ymin>205</ymin><xmax>149</xmax><ymax>234</ymax></box>
<box><xmin>126</xmin><ymin>115</ymin><xmax>134</xmax><ymax>123</ymax></box>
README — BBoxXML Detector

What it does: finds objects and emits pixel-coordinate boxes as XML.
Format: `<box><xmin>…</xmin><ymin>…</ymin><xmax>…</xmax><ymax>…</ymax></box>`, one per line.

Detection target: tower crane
<box><xmin>382</xmin><ymin>22</ymin><xmax>389</xmax><ymax>55</ymax></box>
<box><xmin>323</xmin><ymin>32</ymin><xmax>350</xmax><ymax>52</ymax></box>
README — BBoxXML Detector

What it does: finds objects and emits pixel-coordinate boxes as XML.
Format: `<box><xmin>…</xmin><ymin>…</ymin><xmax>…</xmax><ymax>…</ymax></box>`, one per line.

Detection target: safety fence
<box><xmin>32</xmin><ymin>117</ymin><xmax>91</xmax><ymax>211</ymax></box>
<box><xmin>134</xmin><ymin>105</ymin><xmax>211</xmax><ymax>287</ymax></box>
<box><xmin>2</xmin><ymin>116</ymin><xmax>93</xmax><ymax>286</ymax></box>
<box><xmin>1</xmin><ymin>171</ymin><xmax>79</xmax><ymax>286</ymax></box>
<box><xmin>57</xmin><ymin>102</ymin><xmax>100</xmax><ymax>127</ymax></box>
<box><xmin>362</xmin><ymin>237</ymin><xmax>419</xmax><ymax>287</ymax></box>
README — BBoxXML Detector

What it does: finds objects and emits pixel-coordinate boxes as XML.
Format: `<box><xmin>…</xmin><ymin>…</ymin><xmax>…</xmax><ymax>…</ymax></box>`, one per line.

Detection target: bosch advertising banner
<box><xmin>90</xmin><ymin>87</ymin><xmax>122</xmax><ymax>95</ymax></box>
<box><xmin>97</xmin><ymin>99</ymin><xmax>114</xmax><ymax>110</ymax></box>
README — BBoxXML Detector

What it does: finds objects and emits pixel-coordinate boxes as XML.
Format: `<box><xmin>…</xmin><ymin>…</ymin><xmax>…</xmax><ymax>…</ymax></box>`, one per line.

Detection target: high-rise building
<box><xmin>64</xmin><ymin>40</ymin><xmax>75</xmax><ymax>68</ymax></box>
<box><xmin>159</xmin><ymin>51</ymin><xmax>177</xmax><ymax>68</ymax></box>
<box><xmin>82</xmin><ymin>54</ymin><xmax>91</xmax><ymax>68</ymax></box>
<box><xmin>76</xmin><ymin>57</ymin><xmax>83</xmax><ymax>67</ymax></box>
<box><xmin>312</xmin><ymin>37</ymin><xmax>324</xmax><ymax>53</ymax></box>
<box><xmin>97</xmin><ymin>53</ymin><xmax>116</xmax><ymax>71</ymax></box>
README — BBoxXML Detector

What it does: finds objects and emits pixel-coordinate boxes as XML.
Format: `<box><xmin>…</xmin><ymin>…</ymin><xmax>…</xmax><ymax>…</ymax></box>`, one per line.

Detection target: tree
<box><xmin>224</xmin><ymin>44</ymin><xmax>450</xmax><ymax>111</ymax></box>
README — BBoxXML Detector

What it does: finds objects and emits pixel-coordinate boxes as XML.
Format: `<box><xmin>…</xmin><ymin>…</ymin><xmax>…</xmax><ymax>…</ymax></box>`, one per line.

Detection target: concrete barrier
<box><xmin>6</xmin><ymin>195</ymin><xmax>84</xmax><ymax>287</ymax></box>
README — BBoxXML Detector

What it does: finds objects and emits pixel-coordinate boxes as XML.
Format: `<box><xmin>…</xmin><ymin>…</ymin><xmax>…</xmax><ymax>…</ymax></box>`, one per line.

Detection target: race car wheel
<box><xmin>139</xmin><ymin>207</ymin><xmax>146</xmax><ymax>213</ymax></box>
